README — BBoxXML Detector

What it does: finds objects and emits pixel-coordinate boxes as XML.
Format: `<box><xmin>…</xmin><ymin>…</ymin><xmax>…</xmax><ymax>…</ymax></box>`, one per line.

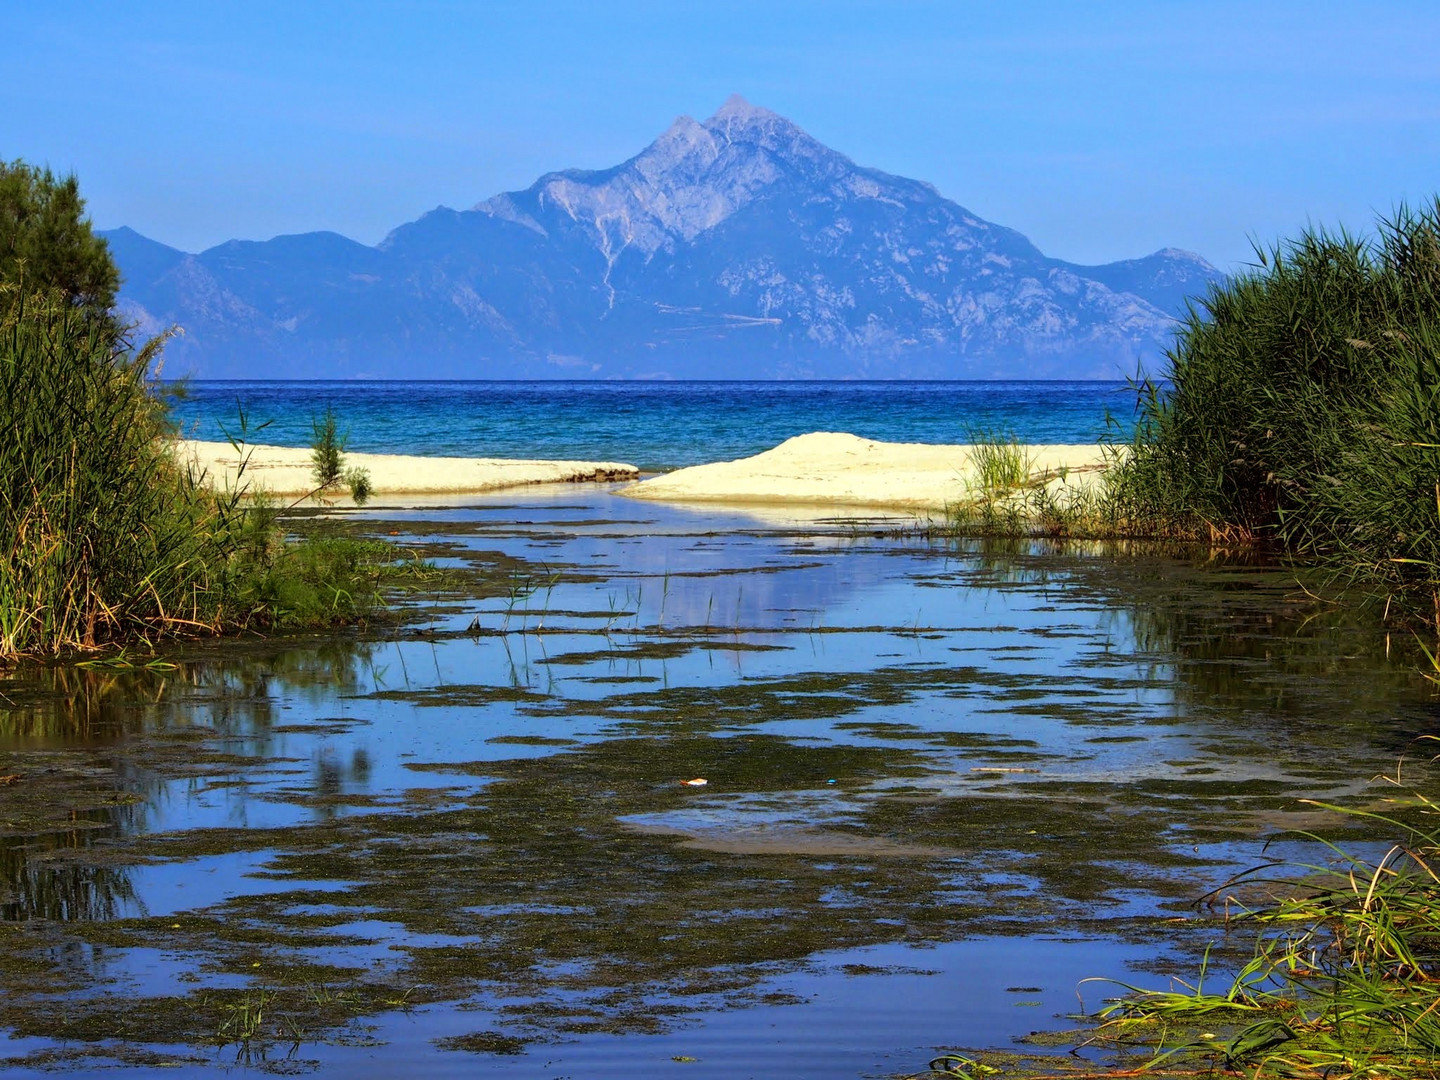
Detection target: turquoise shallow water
<box><xmin>169</xmin><ymin>380</ymin><xmax>1140</xmax><ymax>471</ymax></box>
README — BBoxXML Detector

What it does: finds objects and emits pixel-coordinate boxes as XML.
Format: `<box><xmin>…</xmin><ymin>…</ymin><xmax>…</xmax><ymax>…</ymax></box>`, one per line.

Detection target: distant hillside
<box><xmin>105</xmin><ymin>96</ymin><xmax>1223</xmax><ymax>379</ymax></box>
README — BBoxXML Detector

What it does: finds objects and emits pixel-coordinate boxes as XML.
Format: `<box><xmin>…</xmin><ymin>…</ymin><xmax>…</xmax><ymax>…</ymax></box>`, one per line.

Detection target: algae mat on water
<box><xmin>0</xmin><ymin>492</ymin><xmax>1434</xmax><ymax>1077</ymax></box>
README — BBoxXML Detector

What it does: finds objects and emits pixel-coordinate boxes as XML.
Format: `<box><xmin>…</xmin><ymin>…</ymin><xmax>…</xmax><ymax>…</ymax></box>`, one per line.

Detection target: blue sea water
<box><xmin>169</xmin><ymin>380</ymin><xmax>1141</xmax><ymax>472</ymax></box>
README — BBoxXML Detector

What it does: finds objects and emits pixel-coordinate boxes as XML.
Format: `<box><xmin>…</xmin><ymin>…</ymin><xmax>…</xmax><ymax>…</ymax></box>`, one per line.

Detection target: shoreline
<box><xmin>172</xmin><ymin>440</ymin><xmax>639</xmax><ymax>498</ymax></box>
<box><xmin>620</xmin><ymin>432</ymin><xmax>1117</xmax><ymax>512</ymax></box>
<box><xmin>173</xmin><ymin>432</ymin><xmax>1119</xmax><ymax>511</ymax></box>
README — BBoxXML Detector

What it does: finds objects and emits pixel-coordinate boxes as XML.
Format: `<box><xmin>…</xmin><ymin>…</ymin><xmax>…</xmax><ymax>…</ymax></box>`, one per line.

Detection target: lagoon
<box><xmin>0</xmin><ymin>488</ymin><xmax>1428</xmax><ymax>1076</ymax></box>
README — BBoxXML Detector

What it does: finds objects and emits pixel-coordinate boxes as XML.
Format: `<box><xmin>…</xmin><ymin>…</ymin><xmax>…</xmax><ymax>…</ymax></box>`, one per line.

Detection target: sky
<box><xmin>5</xmin><ymin>0</ymin><xmax>1440</xmax><ymax>270</ymax></box>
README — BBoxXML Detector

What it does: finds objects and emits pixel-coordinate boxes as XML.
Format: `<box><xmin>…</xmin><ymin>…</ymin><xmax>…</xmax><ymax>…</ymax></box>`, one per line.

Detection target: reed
<box><xmin>0</xmin><ymin>288</ymin><xmax>395</xmax><ymax>656</ymax></box>
<box><xmin>1085</xmin><ymin>752</ymin><xmax>1440</xmax><ymax>1078</ymax></box>
<box><xmin>1111</xmin><ymin>200</ymin><xmax>1440</xmax><ymax>616</ymax></box>
<box><xmin>0</xmin><ymin>287</ymin><xmax>241</xmax><ymax>653</ymax></box>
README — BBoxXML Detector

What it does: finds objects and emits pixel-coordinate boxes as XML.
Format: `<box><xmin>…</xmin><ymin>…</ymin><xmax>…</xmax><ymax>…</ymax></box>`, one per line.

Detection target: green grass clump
<box><xmin>945</xmin><ymin>430</ymin><xmax>1134</xmax><ymax>540</ymax></box>
<box><xmin>964</xmin><ymin>428</ymin><xmax>1035</xmax><ymax>498</ymax></box>
<box><xmin>1113</xmin><ymin>200</ymin><xmax>1440</xmax><ymax>613</ymax></box>
<box><xmin>222</xmin><ymin>526</ymin><xmax>401</xmax><ymax>629</ymax></box>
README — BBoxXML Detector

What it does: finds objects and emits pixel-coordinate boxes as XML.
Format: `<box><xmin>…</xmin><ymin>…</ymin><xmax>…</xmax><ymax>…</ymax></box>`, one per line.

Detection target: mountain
<box><xmin>104</xmin><ymin>96</ymin><xmax>1223</xmax><ymax>379</ymax></box>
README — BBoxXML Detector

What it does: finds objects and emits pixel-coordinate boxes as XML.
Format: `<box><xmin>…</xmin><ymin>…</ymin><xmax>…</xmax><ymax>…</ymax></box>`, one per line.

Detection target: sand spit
<box><xmin>621</xmin><ymin>432</ymin><xmax>1117</xmax><ymax>512</ymax></box>
<box><xmin>172</xmin><ymin>433</ymin><xmax>1118</xmax><ymax>514</ymax></box>
<box><xmin>174</xmin><ymin>440</ymin><xmax>639</xmax><ymax>497</ymax></box>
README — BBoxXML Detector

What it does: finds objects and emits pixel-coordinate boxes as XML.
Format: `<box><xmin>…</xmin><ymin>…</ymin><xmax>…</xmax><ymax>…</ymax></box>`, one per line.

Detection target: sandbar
<box><xmin>173</xmin><ymin>440</ymin><xmax>638</xmax><ymax>498</ymax></box>
<box><xmin>172</xmin><ymin>433</ymin><xmax>1120</xmax><ymax>515</ymax></box>
<box><xmin>621</xmin><ymin>432</ymin><xmax>1118</xmax><ymax>512</ymax></box>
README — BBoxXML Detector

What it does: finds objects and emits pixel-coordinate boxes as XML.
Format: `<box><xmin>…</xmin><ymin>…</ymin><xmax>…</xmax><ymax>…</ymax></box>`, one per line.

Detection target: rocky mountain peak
<box><xmin>704</xmin><ymin>94</ymin><xmax>793</xmax><ymax>141</ymax></box>
<box><xmin>711</xmin><ymin>92</ymin><xmax>771</xmax><ymax>121</ymax></box>
<box><xmin>638</xmin><ymin>95</ymin><xmax>836</xmax><ymax>182</ymax></box>
<box><xmin>105</xmin><ymin>101</ymin><xmax>1227</xmax><ymax>380</ymax></box>
<box><xmin>476</xmin><ymin>97</ymin><xmax>844</xmax><ymax>255</ymax></box>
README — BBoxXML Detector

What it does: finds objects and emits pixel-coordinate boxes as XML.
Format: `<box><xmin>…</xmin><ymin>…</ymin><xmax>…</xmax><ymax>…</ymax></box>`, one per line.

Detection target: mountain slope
<box><xmin>105</xmin><ymin>96</ymin><xmax>1223</xmax><ymax>378</ymax></box>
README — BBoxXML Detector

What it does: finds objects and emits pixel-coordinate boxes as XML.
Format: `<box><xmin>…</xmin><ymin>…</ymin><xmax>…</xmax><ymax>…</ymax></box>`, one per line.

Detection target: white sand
<box><xmin>172</xmin><ymin>432</ymin><xmax>1120</xmax><ymax>515</ymax></box>
<box><xmin>621</xmin><ymin>432</ymin><xmax>1118</xmax><ymax>512</ymax></box>
<box><xmin>173</xmin><ymin>440</ymin><xmax>638</xmax><ymax>498</ymax></box>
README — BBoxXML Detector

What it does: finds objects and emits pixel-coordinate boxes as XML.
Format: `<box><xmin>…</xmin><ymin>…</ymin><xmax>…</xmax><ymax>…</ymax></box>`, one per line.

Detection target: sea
<box><xmin>167</xmin><ymin>380</ymin><xmax>1142</xmax><ymax>472</ymax></box>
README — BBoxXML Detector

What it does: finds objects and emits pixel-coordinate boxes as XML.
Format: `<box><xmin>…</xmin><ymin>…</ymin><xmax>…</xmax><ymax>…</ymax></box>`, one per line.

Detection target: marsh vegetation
<box><xmin>2</xmin><ymin>493</ymin><xmax>1436</xmax><ymax>1076</ymax></box>
<box><xmin>948</xmin><ymin>202</ymin><xmax>1440</xmax><ymax>632</ymax></box>
<box><xmin>915</xmin><ymin>757</ymin><xmax>1440</xmax><ymax>1080</ymax></box>
<box><xmin>6</xmin><ymin>160</ymin><xmax>1440</xmax><ymax>1077</ymax></box>
<box><xmin>935</xmin><ymin>203</ymin><xmax>1440</xmax><ymax>1080</ymax></box>
<box><xmin>0</xmin><ymin>163</ymin><xmax>407</xmax><ymax>659</ymax></box>
<box><xmin>0</xmin><ymin>286</ymin><xmax>237</xmax><ymax>654</ymax></box>
<box><xmin>1115</xmin><ymin>203</ymin><xmax>1440</xmax><ymax>615</ymax></box>
<box><xmin>1099</xmin><ymin>782</ymin><xmax>1440</xmax><ymax>1075</ymax></box>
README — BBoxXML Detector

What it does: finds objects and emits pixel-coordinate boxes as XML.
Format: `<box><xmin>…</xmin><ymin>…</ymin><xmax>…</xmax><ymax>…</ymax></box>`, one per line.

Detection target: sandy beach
<box><xmin>173</xmin><ymin>440</ymin><xmax>639</xmax><ymax>498</ymax></box>
<box><xmin>174</xmin><ymin>432</ymin><xmax>1119</xmax><ymax>513</ymax></box>
<box><xmin>620</xmin><ymin>432</ymin><xmax>1116</xmax><ymax>512</ymax></box>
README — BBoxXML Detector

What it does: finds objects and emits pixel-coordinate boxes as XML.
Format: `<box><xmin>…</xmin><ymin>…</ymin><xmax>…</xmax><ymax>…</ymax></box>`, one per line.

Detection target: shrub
<box><xmin>311</xmin><ymin>407</ymin><xmax>345</xmax><ymax>491</ymax></box>
<box><xmin>309</xmin><ymin>407</ymin><xmax>370</xmax><ymax>505</ymax></box>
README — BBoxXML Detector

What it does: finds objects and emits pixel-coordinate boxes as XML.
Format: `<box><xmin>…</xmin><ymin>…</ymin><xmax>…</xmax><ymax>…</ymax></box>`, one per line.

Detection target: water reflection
<box><xmin>0</xmin><ymin>831</ymin><xmax>140</xmax><ymax>922</ymax></box>
<box><xmin>0</xmin><ymin>640</ymin><xmax>383</xmax><ymax>746</ymax></box>
<box><xmin>0</xmin><ymin>493</ymin><xmax>1434</xmax><ymax>1073</ymax></box>
<box><xmin>0</xmin><ymin>664</ymin><xmax>166</xmax><ymax>745</ymax></box>
<box><xmin>0</xmin><ymin>640</ymin><xmax>391</xmax><ymax>928</ymax></box>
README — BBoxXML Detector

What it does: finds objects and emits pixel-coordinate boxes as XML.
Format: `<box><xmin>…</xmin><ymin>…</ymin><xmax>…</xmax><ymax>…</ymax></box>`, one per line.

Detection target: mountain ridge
<box><xmin>105</xmin><ymin>96</ymin><xmax>1222</xmax><ymax>378</ymax></box>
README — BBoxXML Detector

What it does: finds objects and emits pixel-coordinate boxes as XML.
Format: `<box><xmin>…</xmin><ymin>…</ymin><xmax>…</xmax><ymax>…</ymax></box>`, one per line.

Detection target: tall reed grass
<box><xmin>0</xmin><ymin>288</ymin><xmax>393</xmax><ymax>657</ymax></box>
<box><xmin>0</xmin><ymin>287</ymin><xmax>246</xmax><ymax>653</ymax></box>
<box><xmin>1113</xmin><ymin>201</ymin><xmax>1440</xmax><ymax>616</ymax></box>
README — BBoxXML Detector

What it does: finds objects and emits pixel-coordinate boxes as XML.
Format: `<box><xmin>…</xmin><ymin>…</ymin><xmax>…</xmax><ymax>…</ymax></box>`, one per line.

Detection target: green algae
<box><xmin>362</xmin><ymin>684</ymin><xmax>550</xmax><ymax>707</ymax></box>
<box><xmin>0</xmin><ymin>509</ymin><xmax>1434</xmax><ymax>1071</ymax></box>
<box><xmin>435</xmin><ymin>1030</ymin><xmax>528</xmax><ymax>1054</ymax></box>
<box><xmin>0</xmin><ymin>728</ymin><xmax>1147</xmax><ymax>1055</ymax></box>
<box><xmin>536</xmin><ymin>637</ymin><xmax>784</xmax><ymax>667</ymax></box>
<box><xmin>0</xmin><ymin>719</ymin><xmax>1251</xmax><ymax>1059</ymax></box>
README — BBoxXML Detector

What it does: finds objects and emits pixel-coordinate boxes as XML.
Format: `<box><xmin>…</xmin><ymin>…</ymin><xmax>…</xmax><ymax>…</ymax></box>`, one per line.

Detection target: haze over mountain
<box><xmin>105</xmin><ymin>96</ymin><xmax>1222</xmax><ymax>379</ymax></box>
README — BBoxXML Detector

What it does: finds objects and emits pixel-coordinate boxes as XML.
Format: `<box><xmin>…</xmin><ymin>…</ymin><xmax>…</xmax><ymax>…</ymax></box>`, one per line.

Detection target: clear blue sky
<box><xmin>6</xmin><ymin>1</ymin><xmax>1439</xmax><ymax>269</ymax></box>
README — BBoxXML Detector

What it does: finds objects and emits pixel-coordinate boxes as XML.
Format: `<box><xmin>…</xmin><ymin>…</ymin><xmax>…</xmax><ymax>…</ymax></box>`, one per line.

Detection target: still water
<box><xmin>0</xmin><ymin>488</ymin><xmax>1433</xmax><ymax>1076</ymax></box>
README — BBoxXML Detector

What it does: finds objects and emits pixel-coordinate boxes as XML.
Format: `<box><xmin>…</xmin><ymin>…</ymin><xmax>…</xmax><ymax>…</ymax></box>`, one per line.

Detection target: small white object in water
<box><xmin>682</xmin><ymin>778</ymin><xmax>708</xmax><ymax>786</ymax></box>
